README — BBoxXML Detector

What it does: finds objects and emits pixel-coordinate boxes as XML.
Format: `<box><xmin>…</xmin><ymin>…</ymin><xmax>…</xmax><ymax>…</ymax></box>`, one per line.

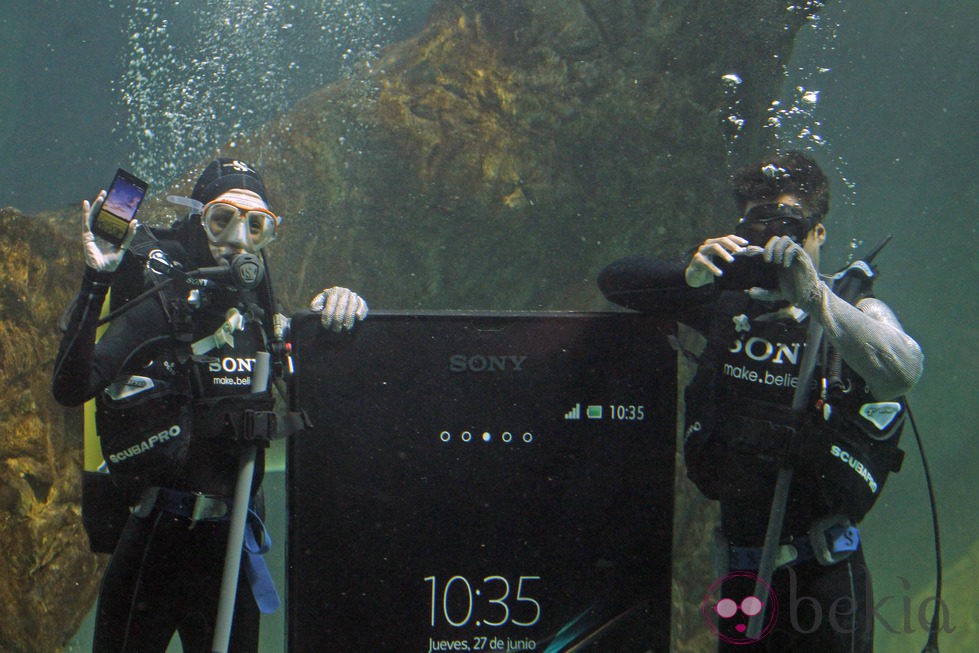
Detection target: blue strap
<box><xmin>243</xmin><ymin>510</ymin><xmax>280</xmax><ymax>614</ymax></box>
<box><xmin>729</xmin><ymin>545</ymin><xmax>768</xmax><ymax>571</ymax></box>
<box><xmin>144</xmin><ymin>487</ymin><xmax>280</xmax><ymax>613</ymax></box>
<box><xmin>828</xmin><ymin>524</ymin><xmax>860</xmax><ymax>554</ymax></box>
<box><xmin>728</xmin><ymin>525</ymin><xmax>860</xmax><ymax>571</ymax></box>
<box><xmin>148</xmin><ymin>486</ymin><xmax>232</xmax><ymax>521</ymax></box>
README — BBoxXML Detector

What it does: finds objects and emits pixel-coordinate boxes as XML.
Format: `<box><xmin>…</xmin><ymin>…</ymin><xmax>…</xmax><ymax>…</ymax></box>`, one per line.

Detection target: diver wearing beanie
<box><xmin>53</xmin><ymin>158</ymin><xmax>367</xmax><ymax>652</ymax></box>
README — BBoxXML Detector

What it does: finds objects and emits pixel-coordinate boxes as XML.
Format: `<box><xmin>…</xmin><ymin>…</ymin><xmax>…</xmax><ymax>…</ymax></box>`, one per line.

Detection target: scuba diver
<box><xmin>52</xmin><ymin>159</ymin><xmax>367</xmax><ymax>652</ymax></box>
<box><xmin>598</xmin><ymin>151</ymin><xmax>923</xmax><ymax>652</ymax></box>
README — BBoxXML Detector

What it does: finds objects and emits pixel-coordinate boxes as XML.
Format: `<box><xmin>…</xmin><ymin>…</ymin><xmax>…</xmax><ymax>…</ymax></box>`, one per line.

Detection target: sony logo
<box><xmin>729</xmin><ymin>336</ymin><xmax>802</xmax><ymax>365</ymax></box>
<box><xmin>449</xmin><ymin>354</ymin><xmax>528</xmax><ymax>373</ymax></box>
<box><xmin>209</xmin><ymin>357</ymin><xmax>257</xmax><ymax>373</ymax></box>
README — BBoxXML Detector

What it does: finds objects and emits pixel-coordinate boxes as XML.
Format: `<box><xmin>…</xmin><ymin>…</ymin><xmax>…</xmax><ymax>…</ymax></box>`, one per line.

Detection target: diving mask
<box><xmin>200</xmin><ymin>199</ymin><xmax>279</xmax><ymax>253</ymax></box>
<box><xmin>735</xmin><ymin>203</ymin><xmax>813</xmax><ymax>246</ymax></box>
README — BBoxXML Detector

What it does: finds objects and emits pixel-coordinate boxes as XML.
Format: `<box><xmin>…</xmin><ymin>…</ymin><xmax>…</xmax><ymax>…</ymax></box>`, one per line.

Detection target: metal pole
<box><xmin>211</xmin><ymin>351</ymin><xmax>270</xmax><ymax>653</ymax></box>
<box><xmin>745</xmin><ymin>236</ymin><xmax>890</xmax><ymax>640</ymax></box>
<box><xmin>745</xmin><ymin>321</ymin><xmax>823</xmax><ymax>640</ymax></box>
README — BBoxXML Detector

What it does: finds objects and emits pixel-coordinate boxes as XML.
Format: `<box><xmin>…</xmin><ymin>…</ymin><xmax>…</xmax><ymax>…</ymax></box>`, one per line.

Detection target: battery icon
<box><xmin>586</xmin><ymin>405</ymin><xmax>603</xmax><ymax>420</ymax></box>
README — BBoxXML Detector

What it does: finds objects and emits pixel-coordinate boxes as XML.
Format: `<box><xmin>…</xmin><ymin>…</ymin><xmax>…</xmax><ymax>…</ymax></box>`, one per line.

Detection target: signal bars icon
<box><xmin>564</xmin><ymin>403</ymin><xmax>604</xmax><ymax>420</ymax></box>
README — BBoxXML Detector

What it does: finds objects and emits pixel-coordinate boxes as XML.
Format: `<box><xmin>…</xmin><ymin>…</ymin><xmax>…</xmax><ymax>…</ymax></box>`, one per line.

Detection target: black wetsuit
<box><xmin>598</xmin><ymin>256</ymin><xmax>919</xmax><ymax>653</ymax></box>
<box><xmin>54</xmin><ymin>258</ymin><xmax>275</xmax><ymax>652</ymax></box>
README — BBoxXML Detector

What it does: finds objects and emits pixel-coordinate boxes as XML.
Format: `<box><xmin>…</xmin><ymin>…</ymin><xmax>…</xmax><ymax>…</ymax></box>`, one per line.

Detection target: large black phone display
<box><xmin>288</xmin><ymin>312</ymin><xmax>677</xmax><ymax>652</ymax></box>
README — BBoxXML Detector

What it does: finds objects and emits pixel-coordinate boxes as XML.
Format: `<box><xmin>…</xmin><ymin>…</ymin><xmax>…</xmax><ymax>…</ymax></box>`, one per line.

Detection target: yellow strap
<box><xmin>83</xmin><ymin>290</ymin><xmax>113</xmax><ymax>472</ymax></box>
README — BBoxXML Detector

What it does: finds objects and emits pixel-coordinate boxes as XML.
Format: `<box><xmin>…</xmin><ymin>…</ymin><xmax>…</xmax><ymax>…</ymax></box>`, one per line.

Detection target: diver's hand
<box><xmin>82</xmin><ymin>191</ymin><xmax>136</xmax><ymax>273</ymax></box>
<box><xmin>746</xmin><ymin>236</ymin><xmax>824</xmax><ymax>309</ymax></box>
<box><xmin>685</xmin><ymin>234</ymin><xmax>758</xmax><ymax>287</ymax></box>
<box><xmin>310</xmin><ymin>287</ymin><xmax>368</xmax><ymax>332</ymax></box>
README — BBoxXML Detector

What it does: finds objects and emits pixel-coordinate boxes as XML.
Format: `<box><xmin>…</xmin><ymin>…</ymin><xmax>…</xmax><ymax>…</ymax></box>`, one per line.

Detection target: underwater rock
<box><xmin>3</xmin><ymin>0</ymin><xmax>826</xmax><ymax>648</ymax></box>
<box><xmin>194</xmin><ymin>0</ymin><xmax>825</xmax><ymax>313</ymax></box>
<box><xmin>0</xmin><ymin>208</ymin><xmax>103</xmax><ymax>652</ymax></box>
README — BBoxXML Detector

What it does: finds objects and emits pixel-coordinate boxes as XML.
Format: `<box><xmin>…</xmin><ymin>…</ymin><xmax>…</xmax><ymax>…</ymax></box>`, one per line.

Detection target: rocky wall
<box><xmin>0</xmin><ymin>209</ymin><xmax>101</xmax><ymax>651</ymax></box>
<box><xmin>153</xmin><ymin>0</ymin><xmax>822</xmax><ymax>313</ymax></box>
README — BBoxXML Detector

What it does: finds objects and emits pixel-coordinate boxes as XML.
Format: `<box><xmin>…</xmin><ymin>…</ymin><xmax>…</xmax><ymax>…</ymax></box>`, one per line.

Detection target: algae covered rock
<box><xmin>210</xmin><ymin>0</ymin><xmax>824</xmax><ymax>312</ymax></box>
<box><xmin>0</xmin><ymin>208</ymin><xmax>102</xmax><ymax>652</ymax></box>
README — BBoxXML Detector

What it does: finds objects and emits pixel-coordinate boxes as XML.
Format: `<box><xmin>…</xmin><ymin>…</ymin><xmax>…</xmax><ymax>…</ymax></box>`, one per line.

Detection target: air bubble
<box><xmin>121</xmin><ymin>0</ymin><xmax>401</xmax><ymax>188</ymax></box>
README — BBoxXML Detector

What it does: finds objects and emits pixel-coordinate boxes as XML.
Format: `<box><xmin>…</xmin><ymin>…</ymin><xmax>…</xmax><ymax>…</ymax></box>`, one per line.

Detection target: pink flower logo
<box><xmin>701</xmin><ymin>571</ymin><xmax>779</xmax><ymax>645</ymax></box>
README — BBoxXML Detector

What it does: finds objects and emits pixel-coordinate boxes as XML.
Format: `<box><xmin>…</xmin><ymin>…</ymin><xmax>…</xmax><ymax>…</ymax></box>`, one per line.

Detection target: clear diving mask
<box><xmin>199</xmin><ymin>199</ymin><xmax>279</xmax><ymax>253</ymax></box>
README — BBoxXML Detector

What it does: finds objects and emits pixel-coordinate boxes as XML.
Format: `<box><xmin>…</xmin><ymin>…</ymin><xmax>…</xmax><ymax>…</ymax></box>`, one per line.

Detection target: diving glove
<box><xmin>310</xmin><ymin>286</ymin><xmax>368</xmax><ymax>332</ymax></box>
<box><xmin>82</xmin><ymin>190</ymin><xmax>137</xmax><ymax>273</ymax></box>
<box><xmin>747</xmin><ymin>235</ymin><xmax>824</xmax><ymax>310</ymax></box>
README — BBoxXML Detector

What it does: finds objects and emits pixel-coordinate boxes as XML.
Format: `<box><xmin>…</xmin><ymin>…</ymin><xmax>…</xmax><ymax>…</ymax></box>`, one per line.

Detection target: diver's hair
<box><xmin>732</xmin><ymin>150</ymin><xmax>830</xmax><ymax>221</ymax></box>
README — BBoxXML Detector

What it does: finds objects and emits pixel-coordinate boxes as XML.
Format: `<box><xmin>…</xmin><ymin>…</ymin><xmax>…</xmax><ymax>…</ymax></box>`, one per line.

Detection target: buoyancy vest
<box><xmin>94</xmin><ymin>241</ymin><xmax>279</xmax><ymax>492</ymax></box>
<box><xmin>683</xmin><ymin>290</ymin><xmax>905</xmax><ymax>524</ymax></box>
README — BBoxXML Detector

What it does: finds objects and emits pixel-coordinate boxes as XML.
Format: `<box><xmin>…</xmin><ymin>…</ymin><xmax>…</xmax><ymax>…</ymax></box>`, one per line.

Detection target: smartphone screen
<box><xmin>92</xmin><ymin>168</ymin><xmax>148</xmax><ymax>246</ymax></box>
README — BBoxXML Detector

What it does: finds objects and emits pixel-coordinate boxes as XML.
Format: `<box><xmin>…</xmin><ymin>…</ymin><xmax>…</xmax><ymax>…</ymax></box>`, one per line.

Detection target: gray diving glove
<box><xmin>746</xmin><ymin>235</ymin><xmax>824</xmax><ymax>310</ymax></box>
<box><xmin>310</xmin><ymin>286</ymin><xmax>368</xmax><ymax>332</ymax></box>
<box><xmin>82</xmin><ymin>190</ymin><xmax>137</xmax><ymax>273</ymax></box>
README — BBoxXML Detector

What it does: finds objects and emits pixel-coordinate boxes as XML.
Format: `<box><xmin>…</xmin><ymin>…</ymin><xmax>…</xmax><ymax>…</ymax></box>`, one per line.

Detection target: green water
<box><xmin>2</xmin><ymin>0</ymin><xmax>975</xmax><ymax>651</ymax></box>
<box><xmin>785</xmin><ymin>3</ymin><xmax>978</xmax><ymax>650</ymax></box>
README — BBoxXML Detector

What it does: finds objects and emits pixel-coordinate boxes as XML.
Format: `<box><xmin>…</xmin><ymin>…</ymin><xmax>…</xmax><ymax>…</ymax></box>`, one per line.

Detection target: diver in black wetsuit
<box><xmin>599</xmin><ymin>152</ymin><xmax>923</xmax><ymax>652</ymax></box>
<box><xmin>53</xmin><ymin>159</ymin><xmax>367</xmax><ymax>652</ymax></box>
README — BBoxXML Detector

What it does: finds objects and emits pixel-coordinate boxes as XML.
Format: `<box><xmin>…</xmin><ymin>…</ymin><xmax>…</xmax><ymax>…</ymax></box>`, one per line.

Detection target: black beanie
<box><xmin>191</xmin><ymin>158</ymin><xmax>269</xmax><ymax>206</ymax></box>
